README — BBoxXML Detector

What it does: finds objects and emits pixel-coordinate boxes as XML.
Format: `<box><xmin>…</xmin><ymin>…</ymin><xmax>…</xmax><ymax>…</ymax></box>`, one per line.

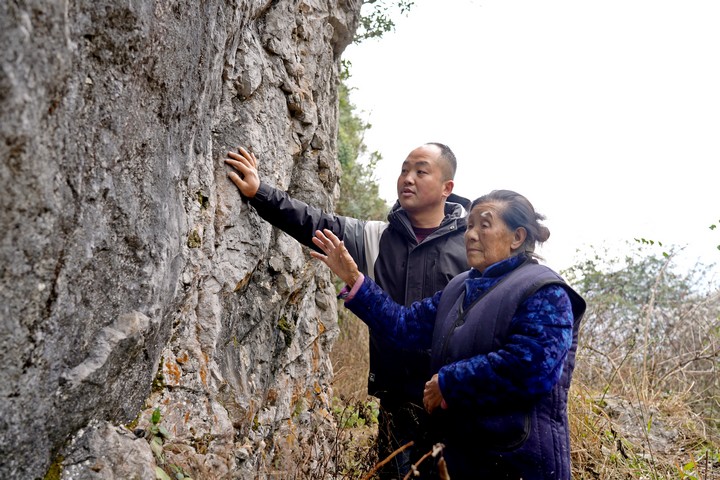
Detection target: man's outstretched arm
<box><xmin>224</xmin><ymin>146</ymin><xmax>369</xmax><ymax>274</ymax></box>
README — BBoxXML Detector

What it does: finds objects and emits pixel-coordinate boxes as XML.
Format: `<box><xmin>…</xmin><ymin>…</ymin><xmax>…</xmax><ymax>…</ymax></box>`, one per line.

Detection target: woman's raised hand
<box><xmin>310</xmin><ymin>229</ymin><xmax>361</xmax><ymax>287</ymax></box>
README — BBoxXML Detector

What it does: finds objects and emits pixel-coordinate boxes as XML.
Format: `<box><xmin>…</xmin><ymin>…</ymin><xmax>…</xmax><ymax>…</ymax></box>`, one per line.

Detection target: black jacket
<box><xmin>249</xmin><ymin>182</ymin><xmax>470</xmax><ymax>402</ymax></box>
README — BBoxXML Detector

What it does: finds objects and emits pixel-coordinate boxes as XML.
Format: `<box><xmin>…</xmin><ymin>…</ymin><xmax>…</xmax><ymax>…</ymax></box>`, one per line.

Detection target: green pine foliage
<box><xmin>354</xmin><ymin>0</ymin><xmax>415</xmax><ymax>42</ymax></box>
<box><xmin>334</xmin><ymin>0</ymin><xmax>416</xmax><ymax>220</ymax></box>
<box><xmin>335</xmin><ymin>78</ymin><xmax>390</xmax><ymax>221</ymax></box>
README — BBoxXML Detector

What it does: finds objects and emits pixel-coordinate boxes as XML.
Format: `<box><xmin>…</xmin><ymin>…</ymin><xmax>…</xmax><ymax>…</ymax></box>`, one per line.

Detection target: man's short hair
<box><xmin>427</xmin><ymin>142</ymin><xmax>457</xmax><ymax>181</ymax></box>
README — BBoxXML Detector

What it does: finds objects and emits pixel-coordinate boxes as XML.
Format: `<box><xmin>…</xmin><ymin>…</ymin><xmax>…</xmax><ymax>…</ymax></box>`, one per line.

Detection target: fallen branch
<box><xmin>361</xmin><ymin>441</ymin><xmax>414</xmax><ymax>480</ymax></box>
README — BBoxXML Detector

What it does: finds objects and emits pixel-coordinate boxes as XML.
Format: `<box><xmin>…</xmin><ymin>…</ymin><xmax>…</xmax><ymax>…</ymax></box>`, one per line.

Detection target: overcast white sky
<box><xmin>342</xmin><ymin>0</ymin><xmax>720</xmax><ymax>275</ymax></box>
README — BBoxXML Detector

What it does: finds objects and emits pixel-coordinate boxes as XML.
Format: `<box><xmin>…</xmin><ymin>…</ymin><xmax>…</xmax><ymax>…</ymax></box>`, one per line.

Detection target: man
<box><xmin>225</xmin><ymin>143</ymin><xmax>469</xmax><ymax>478</ymax></box>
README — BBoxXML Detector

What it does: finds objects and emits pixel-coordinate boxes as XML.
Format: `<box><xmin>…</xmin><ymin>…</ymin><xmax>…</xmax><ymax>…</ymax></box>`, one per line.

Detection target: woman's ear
<box><xmin>511</xmin><ymin>227</ymin><xmax>527</xmax><ymax>250</ymax></box>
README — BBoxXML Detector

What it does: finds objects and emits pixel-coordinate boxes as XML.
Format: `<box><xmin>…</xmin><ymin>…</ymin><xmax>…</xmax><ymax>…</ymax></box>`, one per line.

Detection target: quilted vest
<box><xmin>429</xmin><ymin>258</ymin><xmax>586</xmax><ymax>479</ymax></box>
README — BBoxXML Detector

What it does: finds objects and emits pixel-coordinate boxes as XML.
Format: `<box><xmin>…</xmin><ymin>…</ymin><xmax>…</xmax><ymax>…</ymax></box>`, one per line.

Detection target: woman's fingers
<box><xmin>313</xmin><ymin>229</ymin><xmax>340</xmax><ymax>251</ymax></box>
<box><xmin>312</xmin><ymin>230</ymin><xmax>332</xmax><ymax>256</ymax></box>
<box><xmin>322</xmin><ymin>229</ymin><xmax>341</xmax><ymax>246</ymax></box>
<box><xmin>314</xmin><ymin>230</ymin><xmax>328</xmax><ymax>249</ymax></box>
<box><xmin>311</xmin><ymin>235</ymin><xmax>327</xmax><ymax>254</ymax></box>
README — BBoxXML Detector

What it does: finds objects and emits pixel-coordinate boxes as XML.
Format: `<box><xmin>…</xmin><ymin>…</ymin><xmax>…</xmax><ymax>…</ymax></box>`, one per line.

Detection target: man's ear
<box><xmin>442</xmin><ymin>179</ymin><xmax>454</xmax><ymax>199</ymax></box>
<box><xmin>511</xmin><ymin>227</ymin><xmax>527</xmax><ymax>250</ymax></box>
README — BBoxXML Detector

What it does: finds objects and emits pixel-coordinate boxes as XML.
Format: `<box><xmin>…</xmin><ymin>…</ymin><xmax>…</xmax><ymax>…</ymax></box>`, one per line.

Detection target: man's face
<box><xmin>396</xmin><ymin>145</ymin><xmax>453</xmax><ymax>214</ymax></box>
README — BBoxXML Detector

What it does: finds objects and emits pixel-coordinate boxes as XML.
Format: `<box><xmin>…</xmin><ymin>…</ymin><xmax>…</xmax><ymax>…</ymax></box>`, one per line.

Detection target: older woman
<box><xmin>311</xmin><ymin>190</ymin><xmax>586</xmax><ymax>480</ymax></box>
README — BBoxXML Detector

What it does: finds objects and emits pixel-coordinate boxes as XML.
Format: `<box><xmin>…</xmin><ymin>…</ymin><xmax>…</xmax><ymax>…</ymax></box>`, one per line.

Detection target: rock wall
<box><xmin>0</xmin><ymin>1</ymin><xmax>361</xmax><ymax>478</ymax></box>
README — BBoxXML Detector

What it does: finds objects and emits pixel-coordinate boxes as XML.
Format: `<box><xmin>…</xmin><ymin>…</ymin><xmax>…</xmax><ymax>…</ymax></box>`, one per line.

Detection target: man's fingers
<box><xmin>226</xmin><ymin>148</ymin><xmax>254</xmax><ymax>166</ymax></box>
<box><xmin>228</xmin><ymin>171</ymin><xmax>251</xmax><ymax>191</ymax></box>
<box><xmin>226</xmin><ymin>166</ymin><xmax>246</xmax><ymax>184</ymax></box>
<box><xmin>225</xmin><ymin>154</ymin><xmax>255</xmax><ymax>179</ymax></box>
<box><xmin>236</xmin><ymin>146</ymin><xmax>258</xmax><ymax>167</ymax></box>
<box><xmin>226</xmin><ymin>151</ymin><xmax>243</xmax><ymax>161</ymax></box>
<box><xmin>225</xmin><ymin>155</ymin><xmax>248</xmax><ymax>168</ymax></box>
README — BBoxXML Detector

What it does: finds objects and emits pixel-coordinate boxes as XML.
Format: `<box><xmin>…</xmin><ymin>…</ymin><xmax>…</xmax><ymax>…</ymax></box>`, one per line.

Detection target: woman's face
<box><xmin>464</xmin><ymin>202</ymin><xmax>525</xmax><ymax>272</ymax></box>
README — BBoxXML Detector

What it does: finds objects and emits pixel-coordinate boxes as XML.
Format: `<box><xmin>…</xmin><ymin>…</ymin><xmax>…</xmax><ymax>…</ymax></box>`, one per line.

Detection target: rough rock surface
<box><xmin>0</xmin><ymin>1</ymin><xmax>361</xmax><ymax>478</ymax></box>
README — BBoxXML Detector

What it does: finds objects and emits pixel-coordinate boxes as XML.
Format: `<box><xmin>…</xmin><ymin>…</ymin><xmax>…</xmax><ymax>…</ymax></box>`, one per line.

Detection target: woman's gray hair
<box><xmin>470</xmin><ymin>189</ymin><xmax>550</xmax><ymax>255</ymax></box>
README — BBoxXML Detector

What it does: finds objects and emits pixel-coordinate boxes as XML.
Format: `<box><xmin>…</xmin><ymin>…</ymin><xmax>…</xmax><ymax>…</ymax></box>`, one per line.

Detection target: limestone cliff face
<box><xmin>0</xmin><ymin>1</ymin><xmax>361</xmax><ymax>478</ymax></box>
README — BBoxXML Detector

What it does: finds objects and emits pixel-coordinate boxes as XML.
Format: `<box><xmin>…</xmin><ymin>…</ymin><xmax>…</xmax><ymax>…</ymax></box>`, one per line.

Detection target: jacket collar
<box><xmin>468</xmin><ymin>253</ymin><xmax>532</xmax><ymax>279</ymax></box>
<box><xmin>387</xmin><ymin>196</ymin><xmax>469</xmax><ymax>222</ymax></box>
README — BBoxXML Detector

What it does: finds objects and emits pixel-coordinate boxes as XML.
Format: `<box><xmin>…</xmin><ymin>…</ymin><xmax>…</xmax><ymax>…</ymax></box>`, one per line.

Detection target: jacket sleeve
<box><xmin>345</xmin><ymin>276</ymin><xmax>439</xmax><ymax>349</ymax></box>
<box><xmin>249</xmin><ymin>182</ymin><xmax>369</xmax><ymax>274</ymax></box>
<box><xmin>437</xmin><ymin>284</ymin><xmax>574</xmax><ymax>410</ymax></box>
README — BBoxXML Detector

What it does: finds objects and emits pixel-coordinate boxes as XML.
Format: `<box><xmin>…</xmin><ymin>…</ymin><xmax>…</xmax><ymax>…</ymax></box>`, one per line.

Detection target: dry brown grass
<box><xmin>331</xmin><ymin>306</ymin><xmax>371</xmax><ymax>402</ymax></box>
<box><xmin>569</xmin><ymin>361</ymin><xmax>720</xmax><ymax>480</ymax></box>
